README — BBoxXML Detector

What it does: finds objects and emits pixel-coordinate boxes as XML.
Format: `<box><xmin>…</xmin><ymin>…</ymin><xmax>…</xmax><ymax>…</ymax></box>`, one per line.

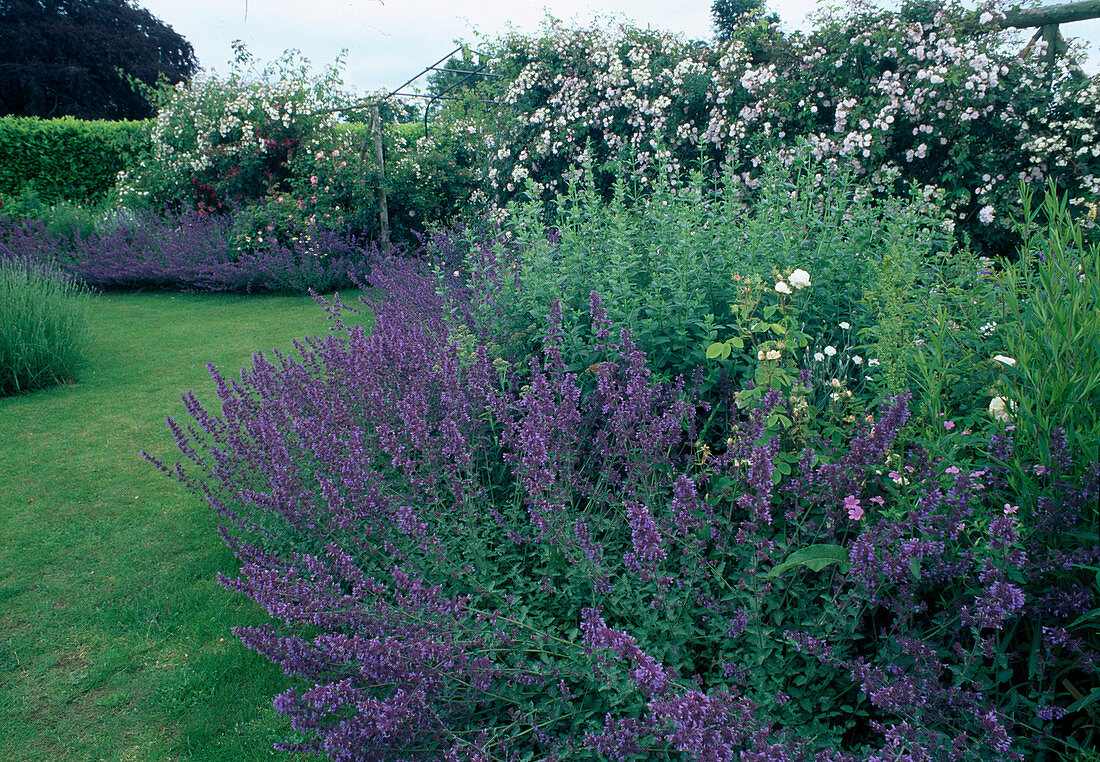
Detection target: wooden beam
<box><xmin>1001</xmin><ymin>0</ymin><xmax>1100</xmax><ymax>29</ymax></box>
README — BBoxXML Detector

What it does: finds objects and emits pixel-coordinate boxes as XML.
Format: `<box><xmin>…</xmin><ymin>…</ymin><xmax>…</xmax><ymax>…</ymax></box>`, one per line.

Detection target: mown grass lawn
<box><xmin>0</xmin><ymin>290</ymin><xmax>364</xmax><ymax>760</ymax></box>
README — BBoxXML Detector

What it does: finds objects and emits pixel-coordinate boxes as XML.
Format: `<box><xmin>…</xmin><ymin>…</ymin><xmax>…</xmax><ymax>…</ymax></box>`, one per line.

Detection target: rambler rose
<box><xmin>988</xmin><ymin>396</ymin><xmax>1016</xmax><ymax>423</ymax></box>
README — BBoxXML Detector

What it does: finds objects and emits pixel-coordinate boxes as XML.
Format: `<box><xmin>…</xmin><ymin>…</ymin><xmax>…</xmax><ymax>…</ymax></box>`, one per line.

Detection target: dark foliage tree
<box><xmin>712</xmin><ymin>0</ymin><xmax>777</xmax><ymax>41</ymax></box>
<box><xmin>0</xmin><ymin>0</ymin><xmax>197</xmax><ymax>119</ymax></box>
<box><xmin>426</xmin><ymin>48</ymin><xmax>494</xmax><ymax>99</ymax></box>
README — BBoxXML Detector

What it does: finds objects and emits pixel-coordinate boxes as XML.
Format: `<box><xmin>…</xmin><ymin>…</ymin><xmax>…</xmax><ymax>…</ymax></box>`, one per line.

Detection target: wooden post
<box><xmin>371</xmin><ymin>102</ymin><xmax>391</xmax><ymax>254</ymax></box>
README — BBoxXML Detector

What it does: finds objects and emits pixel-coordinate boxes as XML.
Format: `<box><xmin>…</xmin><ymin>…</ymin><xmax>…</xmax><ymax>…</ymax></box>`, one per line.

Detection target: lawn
<box><xmin>0</xmin><ymin>290</ymin><xmax>362</xmax><ymax>760</ymax></box>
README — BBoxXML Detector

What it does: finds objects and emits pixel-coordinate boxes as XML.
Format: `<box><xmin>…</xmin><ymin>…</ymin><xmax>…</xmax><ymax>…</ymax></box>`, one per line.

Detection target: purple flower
<box><xmin>623</xmin><ymin>501</ymin><xmax>666</xmax><ymax>580</ymax></box>
<box><xmin>975</xmin><ymin>581</ymin><xmax>1025</xmax><ymax>629</ymax></box>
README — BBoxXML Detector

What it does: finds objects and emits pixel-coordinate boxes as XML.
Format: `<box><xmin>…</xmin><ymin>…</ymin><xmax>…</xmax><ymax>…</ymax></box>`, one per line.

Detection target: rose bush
<box><xmin>479</xmin><ymin>0</ymin><xmax>1098</xmax><ymax>254</ymax></box>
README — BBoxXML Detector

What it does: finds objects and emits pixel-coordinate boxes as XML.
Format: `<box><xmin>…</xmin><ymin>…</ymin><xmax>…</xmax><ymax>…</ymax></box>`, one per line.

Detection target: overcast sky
<box><xmin>139</xmin><ymin>0</ymin><xmax>1100</xmax><ymax>95</ymax></box>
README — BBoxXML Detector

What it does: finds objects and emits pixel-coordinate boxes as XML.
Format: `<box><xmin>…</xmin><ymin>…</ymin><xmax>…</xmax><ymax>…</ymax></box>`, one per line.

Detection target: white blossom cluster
<box><xmin>485</xmin><ymin>2</ymin><xmax>1098</xmax><ymax>234</ymax></box>
<box><xmin>115</xmin><ymin>49</ymin><xmax>348</xmax><ymax>209</ymax></box>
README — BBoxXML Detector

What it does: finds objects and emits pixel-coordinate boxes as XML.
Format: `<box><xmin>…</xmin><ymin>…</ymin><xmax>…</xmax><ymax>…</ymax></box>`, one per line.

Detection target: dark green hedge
<box><xmin>0</xmin><ymin>117</ymin><xmax>151</xmax><ymax>202</ymax></box>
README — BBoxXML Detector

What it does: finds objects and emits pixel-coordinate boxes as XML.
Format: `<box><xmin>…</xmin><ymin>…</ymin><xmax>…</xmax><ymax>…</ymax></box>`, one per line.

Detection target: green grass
<box><xmin>0</xmin><ymin>290</ymin><xmax>364</xmax><ymax>760</ymax></box>
<box><xmin>1</xmin><ymin>260</ymin><xmax>91</xmax><ymax>397</ymax></box>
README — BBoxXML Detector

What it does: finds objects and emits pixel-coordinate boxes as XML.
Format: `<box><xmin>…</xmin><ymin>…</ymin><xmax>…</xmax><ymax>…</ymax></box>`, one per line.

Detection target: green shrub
<box><xmin>115</xmin><ymin>47</ymin><xmax>361</xmax><ymax>218</ymax></box>
<box><xmin>0</xmin><ymin>117</ymin><xmax>150</xmax><ymax>203</ymax></box>
<box><xmin>999</xmin><ymin>185</ymin><xmax>1100</xmax><ymax>469</ymax></box>
<box><xmin>385</xmin><ymin>118</ymin><xmax>489</xmax><ymax>237</ymax></box>
<box><xmin>0</xmin><ymin>259</ymin><xmax>91</xmax><ymax>396</ymax></box>
<box><xmin>452</xmin><ymin>151</ymin><xmax>949</xmax><ymax>402</ymax></box>
<box><xmin>0</xmin><ymin>187</ymin><xmax>109</xmax><ymax>241</ymax></box>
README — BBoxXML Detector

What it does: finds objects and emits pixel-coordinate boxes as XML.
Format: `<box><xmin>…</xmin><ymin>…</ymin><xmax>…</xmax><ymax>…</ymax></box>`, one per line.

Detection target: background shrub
<box><xmin>0</xmin><ymin>212</ymin><xmax>375</xmax><ymax>294</ymax></box>
<box><xmin>441</xmin><ymin>152</ymin><xmax>951</xmax><ymax>416</ymax></box>
<box><xmin>0</xmin><ymin>116</ymin><xmax>149</xmax><ymax>203</ymax></box>
<box><xmin>478</xmin><ymin>2</ymin><xmax>1099</xmax><ymax>255</ymax></box>
<box><xmin>0</xmin><ymin>257</ymin><xmax>90</xmax><ymax>396</ymax></box>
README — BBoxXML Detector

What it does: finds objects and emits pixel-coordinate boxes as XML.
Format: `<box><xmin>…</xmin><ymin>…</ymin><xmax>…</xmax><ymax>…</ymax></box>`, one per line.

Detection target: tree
<box><xmin>711</xmin><ymin>0</ymin><xmax>777</xmax><ymax>41</ymax></box>
<box><xmin>0</xmin><ymin>0</ymin><xmax>197</xmax><ymax>119</ymax></box>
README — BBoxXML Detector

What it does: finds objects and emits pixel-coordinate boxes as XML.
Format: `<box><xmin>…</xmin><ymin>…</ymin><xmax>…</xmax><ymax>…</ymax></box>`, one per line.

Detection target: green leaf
<box><xmin>1067</xmin><ymin>686</ymin><xmax>1100</xmax><ymax>714</ymax></box>
<box><xmin>765</xmin><ymin>545</ymin><xmax>850</xmax><ymax>579</ymax></box>
<box><xmin>1068</xmin><ymin>607</ymin><xmax>1100</xmax><ymax>628</ymax></box>
<box><xmin>706</xmin><ymin>342</ymin><xmax>727</xmax><ymax>360</ymax></box>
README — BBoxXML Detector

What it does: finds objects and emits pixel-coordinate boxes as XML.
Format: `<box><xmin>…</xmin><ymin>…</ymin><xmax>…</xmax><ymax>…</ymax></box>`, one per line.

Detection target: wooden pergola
<box><xmin>997</xmin><ymin>1</ymin><xmax>1100</xmax><ymax>80</ymax></box>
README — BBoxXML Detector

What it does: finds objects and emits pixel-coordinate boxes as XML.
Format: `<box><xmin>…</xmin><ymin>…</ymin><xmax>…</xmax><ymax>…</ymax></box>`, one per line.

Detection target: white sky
<box><xmin>139</xmin><ymin>0</ymin><xmax>1100</xmax><ymax>95</ymax></box>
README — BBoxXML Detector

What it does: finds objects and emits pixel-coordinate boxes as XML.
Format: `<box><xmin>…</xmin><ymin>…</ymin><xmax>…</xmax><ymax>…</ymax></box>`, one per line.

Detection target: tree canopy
<box><xmin>0</xmin><ymin>0</ymin><xmax>197</xmax><ymax>119</ymax></box>
<box><xmin>711</xmin><ymin>0</ymin><xmax>775</xmax><ymax>40</ymax></box>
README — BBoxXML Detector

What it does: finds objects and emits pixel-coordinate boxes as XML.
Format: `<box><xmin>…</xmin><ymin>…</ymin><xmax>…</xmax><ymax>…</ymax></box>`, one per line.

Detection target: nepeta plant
<box><xmin>154</xmin><ymin>243</ymin><xmax>1098</xmax><ymax>758</ymax></box>
<box><xmin>0</xmin><ymin>211</ymin><xmax>373</xmax><ymax>293</ymax></box>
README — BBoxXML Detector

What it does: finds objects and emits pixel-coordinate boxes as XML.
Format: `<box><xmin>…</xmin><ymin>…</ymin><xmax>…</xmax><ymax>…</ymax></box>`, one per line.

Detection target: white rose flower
<box><xmin>852</xmin><ymin>355</ymin><xmax>863</xmax><ymax>365</ymax></box>
<box><xmin>764</xmin><ymin>349</ymin><xmax>782</xmax><ymax>361</ymax></box>
<box><xmin>813</xmin><ymin>352</ymin><xmax>825</xmax><ymax>362</ymax></box>
<box><xmin>988</xmin><ymin>396</ymin><xmax>1016</xmax><ymax>423</ymax></box>
<box><xmin>839</xmin><ymin>321</ymin><xmax>851</xmax><ymax>330</ymax></box>
<box><xmin>824</xmin><ymin>345</ymin><xmax>837</xmax><ymax>356</ymax></box>
<box><xmin>993</xmin><ymin>354</ymin><xmax>1016</xmax><ymax>367</ymax></box>
<box><xmin>789</xmin><ymin>269</ymin><xmax>812</xmax><ymax>289</ymax></box>
<box><xmin>775</xmin><ymin>281</ymin><xmax>792</xmax><ymax>295</ymax></box>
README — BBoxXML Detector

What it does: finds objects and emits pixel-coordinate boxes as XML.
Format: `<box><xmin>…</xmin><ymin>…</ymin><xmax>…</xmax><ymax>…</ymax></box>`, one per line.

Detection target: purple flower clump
<box><xmin>151</xmin><ymin>239</ymin><xmax>1099</xmax><ymax>760</ymax></box>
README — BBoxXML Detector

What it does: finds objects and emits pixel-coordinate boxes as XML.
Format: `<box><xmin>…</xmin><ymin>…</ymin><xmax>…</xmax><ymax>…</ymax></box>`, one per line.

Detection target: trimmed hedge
<box><xmin>0</xmin><ymin>117</ymin><xmax>150</xmax><ymax>202</ymax></box>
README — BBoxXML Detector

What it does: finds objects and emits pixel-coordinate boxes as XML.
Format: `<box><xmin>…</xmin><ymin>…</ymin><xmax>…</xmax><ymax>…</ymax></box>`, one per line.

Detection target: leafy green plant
<box><xmin>0</xmin><ymin>258</ymin><xmax>90</xmax><ymax>396</ymax></box>
<box><xmin>999</xmin><ymin>185</ymin><xmax>1100</xmax><ymax>469</ymax></box>
<box><xmin>452</xmin><ymin>150</ymin><xmax>952</xmax><ymax>413</ymax></box>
